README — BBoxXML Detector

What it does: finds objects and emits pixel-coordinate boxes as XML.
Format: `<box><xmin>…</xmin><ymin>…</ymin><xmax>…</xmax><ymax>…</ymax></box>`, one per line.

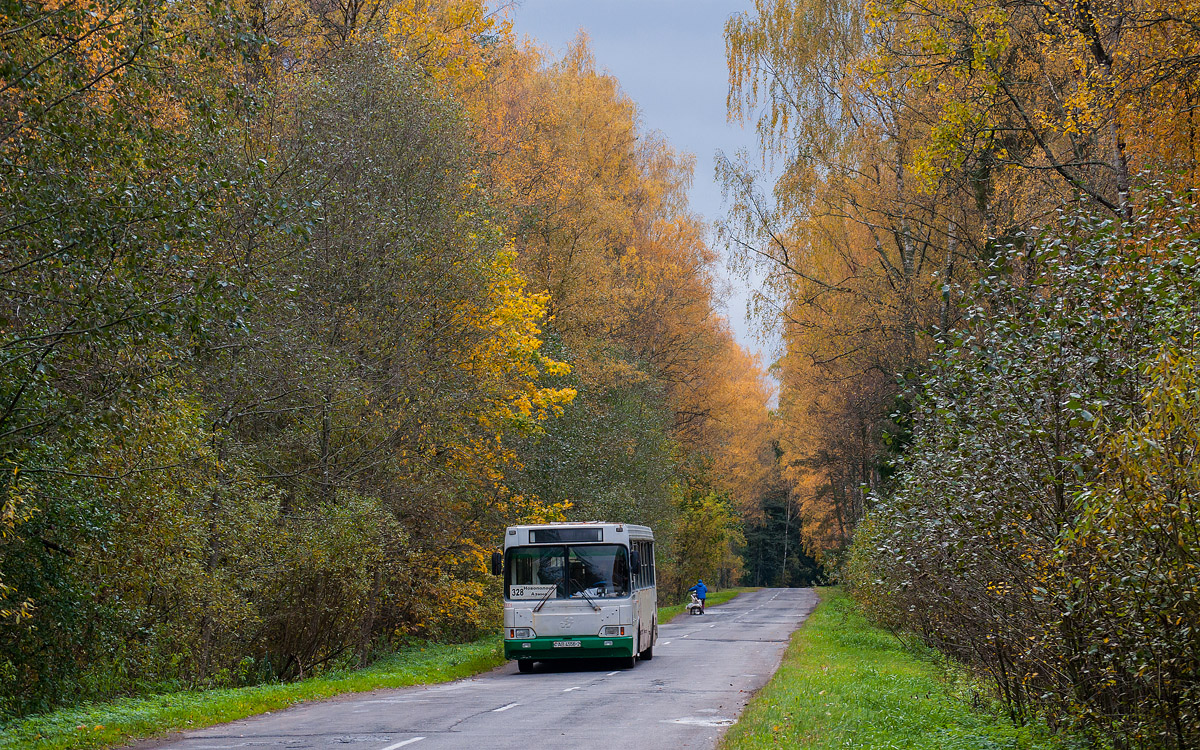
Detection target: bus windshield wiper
<box><xmin>533</xmin><ymin>585</ymin><xmax>556</xmax><ymax>612</ymax></box>
<box><xmin>578</xmin><ymin>589</ymin><xmax>601</xmax><ymax>611</ymax></box>
<box><xmin>571</xmin><ymin>579</ymin><xmax>601</xmax><ymax>611</ymax></box>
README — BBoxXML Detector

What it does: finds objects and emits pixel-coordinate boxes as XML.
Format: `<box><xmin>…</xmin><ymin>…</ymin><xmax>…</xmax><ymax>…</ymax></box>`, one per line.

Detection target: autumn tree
<box><xmin>478</xmin><ymin>33</ymin><xmax>776</xmax><ymax>585</ymax></box>
<box><xmin>723</xmin><ymin>0</ymin><xmax>979</xmax><ymax>556</ymax></box>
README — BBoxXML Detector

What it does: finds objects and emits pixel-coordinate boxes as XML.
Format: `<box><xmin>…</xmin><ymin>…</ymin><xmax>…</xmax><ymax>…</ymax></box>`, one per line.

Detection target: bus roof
<box><xmin>503</xmin><ymin>522</ymin><xmax>653</xmax><ymax>547</ymax></box>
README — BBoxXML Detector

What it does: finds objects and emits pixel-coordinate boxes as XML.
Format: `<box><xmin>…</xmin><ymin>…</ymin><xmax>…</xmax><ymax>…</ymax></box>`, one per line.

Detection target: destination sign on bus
<box><xmin>529</xmin><ymin>528</ymin><xmax>603</xmax><ymax>543</ymax></box>
<box><xmin>508</xmin><ymin>584</ymin><xmax>556</xmax><ymax>599</ymax></box>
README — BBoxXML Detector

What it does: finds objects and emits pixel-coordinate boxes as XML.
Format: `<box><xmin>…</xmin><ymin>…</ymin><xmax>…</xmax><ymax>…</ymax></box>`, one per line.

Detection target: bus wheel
<box><xmin>620</xmin><ymin>655</ymin><xmax>637</xmax><ymax>669</ymax></box>
<box><xmin>517</xmin><ymin>659</ymin><xmax>533</xmax><ymax>673</ymax></box>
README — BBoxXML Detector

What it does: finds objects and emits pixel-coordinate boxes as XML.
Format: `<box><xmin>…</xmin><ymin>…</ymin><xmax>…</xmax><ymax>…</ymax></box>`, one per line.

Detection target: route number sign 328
<box><xmin>508</xmin><ymin>584</ymin><xmax>555</xmax><ymax>599</ymax></box>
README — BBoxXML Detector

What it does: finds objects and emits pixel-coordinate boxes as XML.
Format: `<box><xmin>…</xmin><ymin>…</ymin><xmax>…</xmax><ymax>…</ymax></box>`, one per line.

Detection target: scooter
<box><xmin>688</xmin><ymin>591</ymin><xmax>704</xmax><ymax>615</ymax></box>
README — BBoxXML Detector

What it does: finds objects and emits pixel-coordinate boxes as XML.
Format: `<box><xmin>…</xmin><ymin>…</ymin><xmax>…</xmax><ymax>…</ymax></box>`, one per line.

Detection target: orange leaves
<box><xmin>703</xmin><ymin>345</ymin><xmax>780</xmax><ymax>522</ymax></box>
<box><xmin>475</xmin><ymin>37</ymin><xmax>641</xmax><ymax>343</ymax></box>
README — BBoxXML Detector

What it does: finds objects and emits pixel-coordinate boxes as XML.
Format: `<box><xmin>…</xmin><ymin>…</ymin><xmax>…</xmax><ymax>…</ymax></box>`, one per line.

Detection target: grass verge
<box><xmin>3</xmin><ymin>587</ymin><xmax>757</xmax><ymax>750</ymax></box>
<box><xmin>720</xmin><ymin>587</ymin><xmax>1074</xmax><ymax>750</ymax></box>
<box><xmin>0</xmin><ymin>637</ymin><xmax>505</xmax><ymax>750</ymax></box>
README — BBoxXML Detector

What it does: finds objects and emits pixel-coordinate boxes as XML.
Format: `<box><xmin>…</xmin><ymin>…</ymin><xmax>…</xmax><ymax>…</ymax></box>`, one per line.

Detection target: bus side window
<box><xmin>648</xmin><ymin>543</ymin><xmax>655</xmax><ymax>586</ymax></box>
<box><xmin>639</xmin><ymin>542</ymin><xmax>647</xmax><ymax>589</ymax></box>
<box><xmin>638</xmin><ymin>540</ymin><xmax>648</xmax><ymax>588</ymax></box>
<box><xmin>638</xmin><ymin>542</ymin><xmax>647</xmax><ymax>589</ymax></box>
<box><xmin>645</xmin><ymin>543</ymin><xmax>650</xmax><ymax>587</ymax></box>
<box><xmin>632</xmin><ymin>543</ymin><xmax>641</xmax><ymax>590</ymax></box>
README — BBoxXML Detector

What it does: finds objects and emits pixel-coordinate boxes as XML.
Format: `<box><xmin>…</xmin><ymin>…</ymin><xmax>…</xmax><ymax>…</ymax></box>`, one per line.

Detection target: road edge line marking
<box><xmin>379</xmin><ymin>738</ymin><xmax>425</xmax><ymax>750</ymax></box>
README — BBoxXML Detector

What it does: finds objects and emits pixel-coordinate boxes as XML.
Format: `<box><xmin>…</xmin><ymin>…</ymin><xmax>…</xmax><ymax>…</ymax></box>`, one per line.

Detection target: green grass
<box><xmin>1</xmin><ymin>587</ymin><xmax>757</xmax><ymax>750</ymax></box>
<box><xmin>0</xmin><ymin>637</ymin><xmax>506</xmax><ymax>750</ymax></box>
<box><xmin>720</xmin><ymin>588</ymin><xmax>1074</xmax><ymax>750</ymax></box>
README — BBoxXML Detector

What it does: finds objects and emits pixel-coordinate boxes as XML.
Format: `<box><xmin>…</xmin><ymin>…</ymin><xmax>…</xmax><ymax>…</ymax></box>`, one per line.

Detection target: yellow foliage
<box><xmin>460</xmin><ymin>245</ymin><xmax>576</xmax><ymax>432</ymax></box>
<box><xmin>386</xmin><ymin>0</ymin><xmax>512</xmax><ymax>100</ymax></box>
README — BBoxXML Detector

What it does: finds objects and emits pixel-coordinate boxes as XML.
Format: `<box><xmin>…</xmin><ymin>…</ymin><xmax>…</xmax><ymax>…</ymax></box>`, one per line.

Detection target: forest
<box><xmin>6</xmin><ymin>0</ymin><xmax>1198</xmax><ymax>746</ymax></box>
<box><xmin>724</xmin><ymin>0</ymin><xmax>1200</xmax><ymax>746</ymax></box>
<box><xmin>0</xmin><ymin>0</ymin><xmax>788</xmax><ymax>719</ymax></box>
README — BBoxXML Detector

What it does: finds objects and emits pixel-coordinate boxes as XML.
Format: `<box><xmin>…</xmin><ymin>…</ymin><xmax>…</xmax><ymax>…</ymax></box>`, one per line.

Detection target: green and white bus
<box><xmin>491</xmin><ymin>522</ymin><xmax>657</xmax><ymax>672</ymax></box>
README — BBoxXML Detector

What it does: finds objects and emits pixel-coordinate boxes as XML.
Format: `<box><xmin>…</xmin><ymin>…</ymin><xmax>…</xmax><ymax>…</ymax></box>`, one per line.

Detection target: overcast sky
<box><xmin>507</xmin><ymin>0</ymin><xmax>780</xmax><ymax>369</ymax></box>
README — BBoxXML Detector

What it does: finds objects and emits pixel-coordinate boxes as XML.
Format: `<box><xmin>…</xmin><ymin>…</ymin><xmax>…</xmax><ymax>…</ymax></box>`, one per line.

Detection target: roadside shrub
<box><xmin>849</xmin><ymin>189</ymin><xmax>1200</xmax><ymax>748</ymax></box>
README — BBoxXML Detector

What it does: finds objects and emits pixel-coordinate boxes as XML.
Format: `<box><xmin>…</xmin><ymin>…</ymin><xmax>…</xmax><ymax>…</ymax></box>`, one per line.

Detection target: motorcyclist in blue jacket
<box><xmin>688</xmin><ymin>579</ymin><xmax>708</xmax><ymax>614</ymax></box>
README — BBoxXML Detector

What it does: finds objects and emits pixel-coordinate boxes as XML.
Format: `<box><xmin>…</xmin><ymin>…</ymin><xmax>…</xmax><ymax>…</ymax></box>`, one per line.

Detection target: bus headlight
<box><xmin>599</xmin><ymin>625</ymin><xmax>626</xmax><ymax>636</ymax></box>
<box><xmin>507</xmin><ymin>628</ymin><xmax>535</xmax><ymax>639</ymax></box>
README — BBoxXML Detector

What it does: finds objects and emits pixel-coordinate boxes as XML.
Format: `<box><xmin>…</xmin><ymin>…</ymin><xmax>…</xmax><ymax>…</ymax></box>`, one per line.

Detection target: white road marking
<box><xmin>379</xmin><ymin>739</ymin><xmax>425</xmax><ymax>750</ymax></box>
<box><xmin>493</xmin><ymin>702</ymin><xmax>519</xmax><ymax>712</ymax></box>
<box><xmin>661</xmin><ymin>641</ymin><xmax>671</xmax><ymax>645</ymax></box>
<box><xmin>563</xmin><ymin>686</ymin><xmax>581</xmax><ymax>692</ymax></box>
<box><xmin>665</xmin><ymin>717</ymin><xmax>735</xmax><ymax>727</ymax></box>
<box><xmin>606</xmin><ymin>670</ymin><xmax>620</xmax><ymax>676</ymax></box>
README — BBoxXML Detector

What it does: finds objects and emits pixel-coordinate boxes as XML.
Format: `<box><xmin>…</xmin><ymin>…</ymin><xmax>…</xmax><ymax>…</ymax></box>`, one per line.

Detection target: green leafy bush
<box><xmin>849</xmin><ymin>189</ymin><xmax>1200</xmax><ymax>747</ymax></box>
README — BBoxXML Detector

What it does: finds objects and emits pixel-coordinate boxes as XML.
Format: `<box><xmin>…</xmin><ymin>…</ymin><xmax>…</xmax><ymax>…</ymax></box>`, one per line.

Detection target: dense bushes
<box><xmin>848</xmin><ymin>194</ymin><xmax>1200</xmax><ymax>747</ymax></box>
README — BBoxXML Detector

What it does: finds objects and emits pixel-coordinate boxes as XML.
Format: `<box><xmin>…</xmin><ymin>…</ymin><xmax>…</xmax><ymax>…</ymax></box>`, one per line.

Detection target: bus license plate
<box><xmin>552</xmin><ymin>640</ymin><xmax>581</xmax><ymax>648</ymax></box>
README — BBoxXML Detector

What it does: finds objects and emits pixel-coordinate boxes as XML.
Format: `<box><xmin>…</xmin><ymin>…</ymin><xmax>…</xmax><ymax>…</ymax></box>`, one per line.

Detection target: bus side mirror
<box><xmin>629</xmin><ymin>550</ymin><xmax>640</xmax><ymax>571</ymax></box>
<box><xmin>491</xmin><ymin>551</ymin><xmax>503</xmax><ymax>576</ymax></box>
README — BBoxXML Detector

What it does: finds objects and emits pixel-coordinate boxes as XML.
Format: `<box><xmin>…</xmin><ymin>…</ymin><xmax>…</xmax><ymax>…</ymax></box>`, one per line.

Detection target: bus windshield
<box><xmin>506</xmin><ymin>545</ymin><xmax>630</xmax><ymax>600</ymax></box>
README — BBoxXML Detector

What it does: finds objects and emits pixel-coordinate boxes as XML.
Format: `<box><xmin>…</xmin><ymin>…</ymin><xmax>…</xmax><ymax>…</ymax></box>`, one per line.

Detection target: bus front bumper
<box><xmin>505</xmin><ymin>635</ymin><xmax>635</xmax><ymax>660</ymax></box>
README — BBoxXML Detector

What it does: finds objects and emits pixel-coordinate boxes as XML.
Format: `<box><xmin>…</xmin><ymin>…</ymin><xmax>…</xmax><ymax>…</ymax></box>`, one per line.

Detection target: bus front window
<box><xmin>568</xmin><ymin>545</ymin><xmax>629</xmax><ymax>598</ymax></box>
<box><xmin>506</xmin><ymin>545</ymin><xmax>630</xmax><ymax>599</ymax></box>
<box><xmin>507</xmin><ymin>546</ymin><xmax>568</xmax><ymax>599</ymax></box>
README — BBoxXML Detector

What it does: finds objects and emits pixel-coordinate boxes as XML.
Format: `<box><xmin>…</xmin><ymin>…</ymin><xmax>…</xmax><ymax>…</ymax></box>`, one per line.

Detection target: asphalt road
<box><xmin>141</xmin><ymin>588</ymin><xmax>818</xmax><ymax>750</ymax></box>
